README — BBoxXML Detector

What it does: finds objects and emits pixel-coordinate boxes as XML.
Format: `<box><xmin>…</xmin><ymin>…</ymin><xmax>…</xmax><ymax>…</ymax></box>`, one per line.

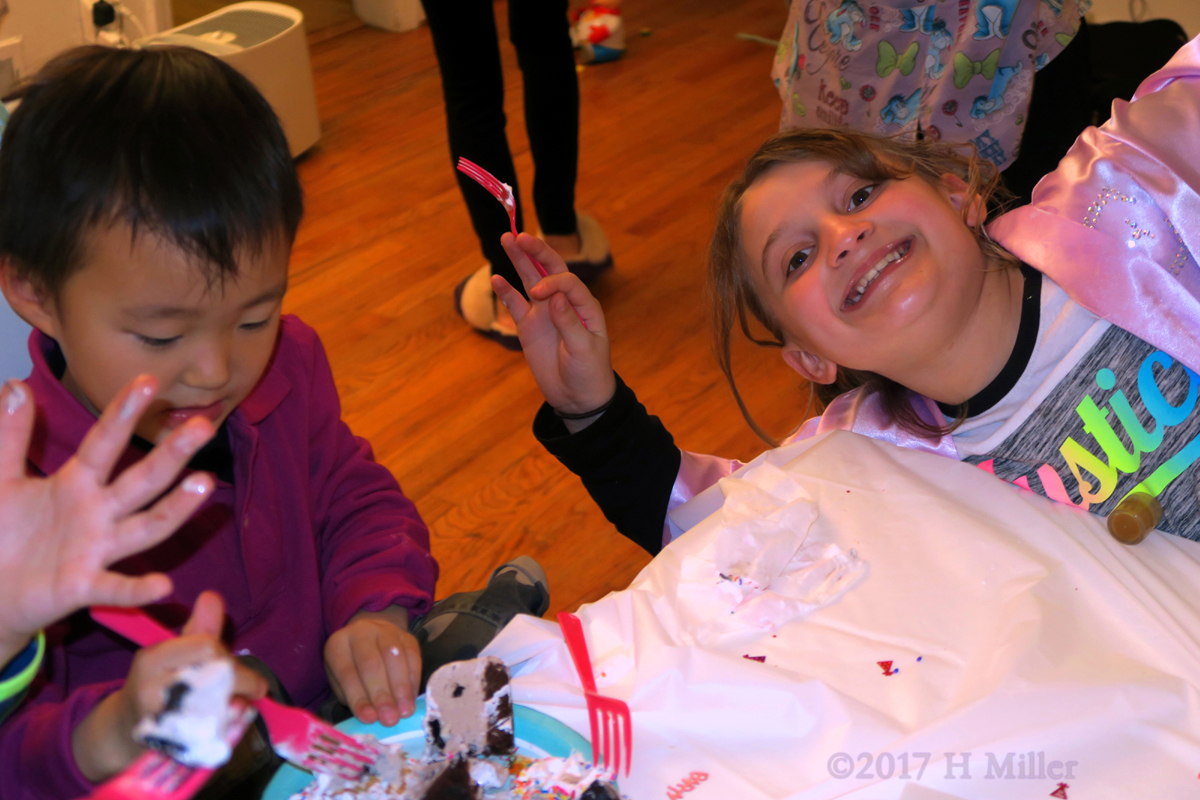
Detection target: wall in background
<box><xmin>2</xmin><ymin>0</ymin><xmax>82</xmax><ymax>76</ymax></box>
<box><xmin>0</xmin><ymin>302</ymin><xmax>30</xmax><ymax>383</ymax></box>
<box><xmin>1088</xmin><ymin>0</ymin><xmax>1199</xmax><ymax>37</ymax></box>
<box><xmin>128</xmin><ymin>0</ymin><xmax>175</xmax><ymax>35</ymax></box>
<box><xmin>0</xmin><ymin>0</ymin><xmax>172</xmax><ymax>78</ymax></box>
<box><xmin>0</xmin><ymin>0</ymin><xmax>170</xmax><ymax>381</ymax></box>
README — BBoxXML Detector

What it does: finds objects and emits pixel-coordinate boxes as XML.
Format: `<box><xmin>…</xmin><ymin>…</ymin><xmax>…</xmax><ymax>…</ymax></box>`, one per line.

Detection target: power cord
<box><xmin>117</xmin><ymin>4</ymin><xmax>148</xmax><ymax>39</ymax></box>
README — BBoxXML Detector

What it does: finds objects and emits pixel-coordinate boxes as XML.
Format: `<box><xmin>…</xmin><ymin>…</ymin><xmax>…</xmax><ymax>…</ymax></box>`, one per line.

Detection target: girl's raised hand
<box><xmin>71</xmin><ymin>591</ymin><xmax>268</xmax><ymax>780</ymax></box>
<box><xmin>494</xmin><ymin>233</ymin><xmax>616</xmax><ymax>422</ymax></box>
<box><xmin>0</xmin><ymin>375</ymin><xmax>217</xmax><ymax>666</ymax></box>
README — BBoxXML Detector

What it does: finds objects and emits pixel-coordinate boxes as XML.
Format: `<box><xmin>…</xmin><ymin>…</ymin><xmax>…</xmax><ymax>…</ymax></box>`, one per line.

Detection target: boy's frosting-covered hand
<box><xmin>494</xmin><ymin>233</ymin><xmax>617</xmax><ymax>424</ymax></box>
<box><xmin>71</xmin><ymin>591</ymin><xmax>267</xmax><ymax>781</ymax></box>
<box><xmin>0</xmin><ymin>375</ymin><xmax>216</xmax><ymax>666</ymax></box>
<box><xmin>325</xmin><ymin>605</ymin><xmax>420</xmax><ymax>727</ymax></box>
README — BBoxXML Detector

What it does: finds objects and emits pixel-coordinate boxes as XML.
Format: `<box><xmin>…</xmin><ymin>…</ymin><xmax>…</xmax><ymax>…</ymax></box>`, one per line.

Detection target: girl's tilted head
<box><xmin>0</xmin><ymin>46</ymin><xmax>304</xmax><ymax>443</ymax></box>
<box><xmin>710</xmin><ymin>128</ymin><xmax>1018</xmax><ymax>442</ymax></box>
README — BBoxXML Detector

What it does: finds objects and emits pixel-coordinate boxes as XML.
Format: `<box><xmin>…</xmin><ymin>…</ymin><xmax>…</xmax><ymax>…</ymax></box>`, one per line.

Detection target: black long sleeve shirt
<box><xmin>533</xmin><ymin>374</ymin><xmax>681</xmax><ymax>555</ymax></box>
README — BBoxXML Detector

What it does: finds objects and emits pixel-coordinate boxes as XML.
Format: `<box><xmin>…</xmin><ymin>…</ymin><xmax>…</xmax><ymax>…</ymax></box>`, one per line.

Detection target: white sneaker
<box><xmin>535</xmin><ymin>212</ymin><xmax>613</xmax><ymax>283</ymax></box>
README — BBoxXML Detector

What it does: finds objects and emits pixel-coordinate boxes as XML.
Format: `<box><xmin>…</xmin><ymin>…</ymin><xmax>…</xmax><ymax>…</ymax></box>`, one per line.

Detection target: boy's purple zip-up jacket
<box><xmin>0</xmin><ymin>315</ymin><xmax>437</xmax><ymax>799</ymax></box>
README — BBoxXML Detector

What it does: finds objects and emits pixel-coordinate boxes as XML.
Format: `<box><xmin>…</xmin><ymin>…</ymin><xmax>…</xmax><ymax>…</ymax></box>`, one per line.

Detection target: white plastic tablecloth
<box><xmin>483</xmin><ymin>431</ymin><xmax>1200</xmax><ymax>799</ymax></box>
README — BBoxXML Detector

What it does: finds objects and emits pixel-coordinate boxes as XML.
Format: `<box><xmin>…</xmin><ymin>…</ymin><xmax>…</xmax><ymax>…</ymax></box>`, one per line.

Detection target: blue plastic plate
<box><xmin>262</xmin><ymin>698</ymin><xmax>591</xmax><ymax>800</ymax></box>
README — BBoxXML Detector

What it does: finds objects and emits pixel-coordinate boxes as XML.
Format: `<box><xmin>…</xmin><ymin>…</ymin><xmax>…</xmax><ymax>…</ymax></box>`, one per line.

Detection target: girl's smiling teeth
<box><xmin>844</xmin><ymin>239</ymin><xmax>912</xmax><ymax>308</ymax></box>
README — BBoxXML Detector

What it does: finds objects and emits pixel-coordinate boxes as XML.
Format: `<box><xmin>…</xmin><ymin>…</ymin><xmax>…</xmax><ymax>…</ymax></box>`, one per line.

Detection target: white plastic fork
<box><xmin>90</xmin><ymin>606</ymin><xmax>380</xmax><ymax>781</ymax></box>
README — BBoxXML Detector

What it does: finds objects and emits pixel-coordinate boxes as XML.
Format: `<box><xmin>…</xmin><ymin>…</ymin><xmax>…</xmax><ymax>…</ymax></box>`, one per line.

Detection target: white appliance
<box><xmin>135</xmin><ymin>2</ymin><xmax>320</xmax><ymax>157</ymax></box>
<box><xmin>353</xmin><ymin>0</ymin><xmax>423</xmax><ymax>33</ymax></box>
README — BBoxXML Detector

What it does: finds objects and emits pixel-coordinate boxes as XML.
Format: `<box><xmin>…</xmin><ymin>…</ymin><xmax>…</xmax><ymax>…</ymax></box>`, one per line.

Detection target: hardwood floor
<box><xmin>285</xmin><ymin>0</ymin><xmax>810</xmax><ymax>614</ymax></box>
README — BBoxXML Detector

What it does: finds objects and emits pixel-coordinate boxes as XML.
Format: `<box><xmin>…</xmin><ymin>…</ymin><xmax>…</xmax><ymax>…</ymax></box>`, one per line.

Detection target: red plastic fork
<box><xmin>557</xmin><ymin>612</ymin><xmax>632</xmax><ymax>777</ymax></box>
<box><xmin>87</xmin><ymin>705</ymin><xmax>257</xmax><ymax>800</ymax></box>
<box><xmin>456</xmin><ymin>157</ymin><xmax>549</xmax><ymax>278</ymax></box>
<box><xmin>90</xmin><ymin>606</ymin><xmax>379</xmax><ymax>781</ymax></box>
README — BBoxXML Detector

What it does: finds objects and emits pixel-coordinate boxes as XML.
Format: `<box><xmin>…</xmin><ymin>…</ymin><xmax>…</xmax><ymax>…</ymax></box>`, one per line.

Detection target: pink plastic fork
<box><xmin>456</xmin><ymin>157</ymin><xmax>549</xmax><ymax>278</ymax></box>
<box><xmin>90</xmin><ymin>606</ymin><xmax>379</xmax><ymax>781</ymax></box>
<box><xmin>557</xmin><ymin>612</ymin><xmax>631</xmax><ymax>777</ymax></box>
<box><xmin>456</xmin><ymin>157</ymin><xmax>589</xmax><ymax>329</ymax></box>
<box><xmin>86</xmin><ymin>705</ymin><xmax>257</xmax><ymax>800</ymax></box>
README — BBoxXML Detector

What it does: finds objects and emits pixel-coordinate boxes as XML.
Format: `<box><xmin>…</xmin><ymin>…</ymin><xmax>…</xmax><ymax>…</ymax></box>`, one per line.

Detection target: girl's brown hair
<box><xmin>709</xmin><ymin>127</ymin><xmax>1018</xmax><ymax>445</ymax></box>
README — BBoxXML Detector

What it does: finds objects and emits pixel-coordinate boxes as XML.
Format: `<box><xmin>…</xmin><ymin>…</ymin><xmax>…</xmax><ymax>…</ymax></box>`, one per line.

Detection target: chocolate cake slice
<box><xmin>421</xmin><ymin>757</ymin><xmax>480</xmax><ymax>800</ymax></box>
<box><xmin>579</xmin><ymin>780</ymin><xmax>622</xmax><ymax>800</ymax></box>
<box><xmin>423</xmin><ymin>656</ymin><xmax>514</xmax><ymax>758</ymax></box>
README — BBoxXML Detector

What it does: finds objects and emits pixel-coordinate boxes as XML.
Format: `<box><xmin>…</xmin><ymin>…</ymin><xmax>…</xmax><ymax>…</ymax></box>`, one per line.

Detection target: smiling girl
<box><xmin>496</xmin><ymin>35</ymin><xmax>1200</xmax><ymax>554</ymax></box>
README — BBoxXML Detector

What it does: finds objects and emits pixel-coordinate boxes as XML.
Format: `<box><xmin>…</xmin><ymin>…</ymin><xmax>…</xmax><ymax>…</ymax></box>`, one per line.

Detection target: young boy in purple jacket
<box><xmin>0</xmin><ymin>46</ymin><xmax>548</xmax><ymax>798</ymax></box>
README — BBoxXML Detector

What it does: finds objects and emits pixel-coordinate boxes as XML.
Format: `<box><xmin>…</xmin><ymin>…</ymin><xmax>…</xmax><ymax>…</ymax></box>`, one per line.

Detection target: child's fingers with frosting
<box><xmin>231</xmin><ymin>660</ymin><xmax>268</xmax><ymax>702</ymax></box>
<box><xmin>349</xmin><ymin>633</ymin><xmax>397</xmax><ymax>724</ymax></box>
<box><xmin>111</xmin><ymin>469</ymin><xmax>213</xmax><ymax>565</ymax></box>
<box><xmin>381</xmin><ymin>631</ymin><xmax>420</xmax><ymax>719</ymax></box>
<box><xmin>325</xmin><ymin>662</ymin><xmax>348</xmax><ymax>707</ymax></box>
<box><xmin>83</xmin><ymin>569</ymin><xmax>174</xmax><ymax>611</ymax></box>
<box><xmin>107</xmin><ymin>416</ymin><xmax>214</xmax><ymax>518</ymax></box>
<box><xmin>403</xmin><ymin>638</ymin><xmax>421</xmax><ymax>709</ymax></box>
<box><xmin>74</xmin><ymin>375</ymin><xmax>158</xmax><ymax>482</ymax></box>
<box><xmin>0</xmin><ymin>381</ymin><xmax>34</xmax><ymax>482</ymax></box>
<box><xmin>127</xmin><ymin>636</ymin><xmax>226</xmax><ymax>715</ymax></box>
<box><xmin>324</xmin><ymin>636</ymin><xmax>374</xmax><ymax>722</ymax></box>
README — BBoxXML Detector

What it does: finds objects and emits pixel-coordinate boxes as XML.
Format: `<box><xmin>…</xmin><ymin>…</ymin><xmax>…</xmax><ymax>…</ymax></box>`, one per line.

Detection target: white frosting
<box><xmin>132</xmin><ymin>659</ymin><xmax>237</xmax><ymax>768</ymax></box>
<box><xmin>295</xmin><ymin>739</ymin><xmax>437</xmax><ymax>800</ymax></box>
<box><xmin>515</xmin><ymin>752</ymin><xmax>609</xmax><ymax>798</ymax></box>
<box><xmin>468</xmin><ymin>758</ymin><xmax>507</xmax><ymax>789</ymax></box>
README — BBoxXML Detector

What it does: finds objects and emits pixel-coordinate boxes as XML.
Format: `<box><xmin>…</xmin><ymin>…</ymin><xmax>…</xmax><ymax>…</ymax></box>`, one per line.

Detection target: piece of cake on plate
<box><xmin>291</xmin><ymin>655</ymin><xmax>624</xmax><ymax>800</ymax></box>
<box><xmin>424</xmin><ymin>656</ymin><xmax>514</xmax><ymax>759</ymax></box>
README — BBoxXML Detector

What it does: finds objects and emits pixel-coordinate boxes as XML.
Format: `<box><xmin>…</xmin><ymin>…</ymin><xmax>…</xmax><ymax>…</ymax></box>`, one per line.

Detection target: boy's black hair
<box><xmin>0</xmin><ymin>45</ymin><xmax>304</xmax><ymax>297</ymax></box>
